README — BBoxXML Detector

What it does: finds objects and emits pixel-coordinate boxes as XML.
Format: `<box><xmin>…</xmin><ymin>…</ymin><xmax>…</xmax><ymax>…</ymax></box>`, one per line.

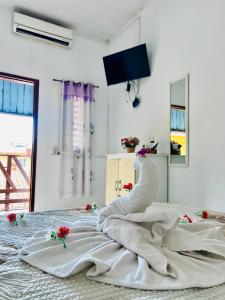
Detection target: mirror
<box><xmin>169</xmin><ymin>74</ymin><xmax>189</xmax><ymax>166</ymax></box>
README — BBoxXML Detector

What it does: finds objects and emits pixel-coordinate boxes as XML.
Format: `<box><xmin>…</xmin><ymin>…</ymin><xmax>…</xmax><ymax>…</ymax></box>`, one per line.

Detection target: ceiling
<box><xmin>0</xmin><ymin>0</ymin><xmax>152</xmax><ymax>42</ymax></box>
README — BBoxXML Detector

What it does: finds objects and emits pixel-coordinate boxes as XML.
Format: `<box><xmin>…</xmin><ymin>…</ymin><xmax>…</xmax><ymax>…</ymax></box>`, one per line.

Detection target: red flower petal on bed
<box><xmin>57</xmin><ymin>226</ymin><xmax>70</xmax><ymax>238</ymax></box>
<box><xmin>183</xmin><ymin>214</ymin><xmax>192</xmax><ymax>223</ymax></box>
<box><xmin>85</xmin><ymin>203</ymin><xmax>92</xmax><ymax>211</ymax></box>
<box><xmin>6</xmin><ymin>213</ymin><xmax>17</xmax><ymax>222</ymax></box>
<box><xmin>202</xmin><ymin>211</ymin><xmax>208</xmax><ymax>219</ymax></box>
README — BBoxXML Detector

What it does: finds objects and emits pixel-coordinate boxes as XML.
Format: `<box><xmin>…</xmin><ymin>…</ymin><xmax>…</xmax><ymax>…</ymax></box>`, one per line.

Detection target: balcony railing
<box><xmin>0</xmin><ymin>153</ymin><xmax>31</xmax><ymax>212</ymax></box>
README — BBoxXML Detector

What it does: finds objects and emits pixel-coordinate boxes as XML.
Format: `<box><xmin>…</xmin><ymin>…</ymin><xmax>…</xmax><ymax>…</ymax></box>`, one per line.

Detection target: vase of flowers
<box><xmin>126</xmin><ymin>147</ymin><xmax>135</xmax><ymax>153</ymax></box>
<box><xmin>121</xmin><ymin>137</ymin><xmax>140</xmax><ymax>153</ymax></box>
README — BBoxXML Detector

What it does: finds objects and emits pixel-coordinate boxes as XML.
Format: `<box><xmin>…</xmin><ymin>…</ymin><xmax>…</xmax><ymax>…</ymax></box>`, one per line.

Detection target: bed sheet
<box><xmin>0</xmin><ymin>203</ymin><xmax>225</xmax><ymax>300</ymax></box>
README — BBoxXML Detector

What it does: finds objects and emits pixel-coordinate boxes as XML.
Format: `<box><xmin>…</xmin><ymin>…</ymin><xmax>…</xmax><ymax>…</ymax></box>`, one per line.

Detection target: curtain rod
<box><xmin>53</xmin><ymin>78</ymin><xmax>99</xmax><ymax>88</ymax></box>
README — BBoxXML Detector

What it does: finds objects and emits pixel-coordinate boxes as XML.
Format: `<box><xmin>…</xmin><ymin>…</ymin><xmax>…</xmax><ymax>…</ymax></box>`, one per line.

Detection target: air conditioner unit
<box><xmin>13</xmin><ymin>12</ymin><xmax>73</xmax><ymax>47</ymax></box>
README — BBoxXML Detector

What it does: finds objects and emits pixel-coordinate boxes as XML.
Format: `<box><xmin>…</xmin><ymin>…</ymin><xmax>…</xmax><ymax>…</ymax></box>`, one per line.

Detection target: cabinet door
<box><xmin>106</xmin><ymin>159</ymin><xmax>119</xmax><ymax>205</ymax></box>
<box><xmin>118</xmin><ymin>158</ymin><xmax>135</xmax><ymax>197</ymax></box>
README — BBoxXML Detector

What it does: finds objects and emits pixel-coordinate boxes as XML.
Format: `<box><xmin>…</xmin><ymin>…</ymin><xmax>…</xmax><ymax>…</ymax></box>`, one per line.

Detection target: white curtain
<box><xmin>60</xmin><ymin>81</ymin><xmax>94</xmax><ymax>198</ymax></box>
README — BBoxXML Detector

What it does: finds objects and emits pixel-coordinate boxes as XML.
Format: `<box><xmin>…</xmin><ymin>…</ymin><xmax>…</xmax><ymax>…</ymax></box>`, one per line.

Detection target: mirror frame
<box><xmin>169</xmin><ymin>73</ymin><xmax>189</xmax><ymax>167</ymax></box>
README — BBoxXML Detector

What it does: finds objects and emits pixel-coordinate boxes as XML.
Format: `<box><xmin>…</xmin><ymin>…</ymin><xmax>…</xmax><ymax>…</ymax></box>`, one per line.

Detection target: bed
<box><xmin>1</xmin><ymin>203</ymin><xmax>225</xmax><ymax>300</ymax></box>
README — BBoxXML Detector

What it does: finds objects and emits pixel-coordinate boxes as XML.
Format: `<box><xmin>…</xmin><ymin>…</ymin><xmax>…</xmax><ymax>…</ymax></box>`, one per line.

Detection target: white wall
<box><xmin>108</xmin><ymin>0</ymin><xmax>225</xmax><ymax>211</ymax></box>
<box><xmin>2</xmin><ymin>1</ymin><xmax>225</xmax><ymax>212</ymax></box>
<box><xmin>0</xmin><ymin>6</ymin><xmax>108</xmax><ymax>211</ymax></box>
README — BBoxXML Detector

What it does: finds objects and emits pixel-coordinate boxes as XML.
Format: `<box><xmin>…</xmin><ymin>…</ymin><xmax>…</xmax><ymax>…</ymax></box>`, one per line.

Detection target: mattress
<box><xmin>1</xmin><ymin>203</ymin><xmax>225</xmax><ymax>300</ymax></box>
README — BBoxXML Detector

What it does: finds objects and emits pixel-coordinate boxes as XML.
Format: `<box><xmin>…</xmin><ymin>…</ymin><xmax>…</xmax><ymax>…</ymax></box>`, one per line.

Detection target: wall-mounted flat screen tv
<box><xmin>103</xmin><ymin>43</ymin><xmax>150</xmax><ymax>86</ymax></box>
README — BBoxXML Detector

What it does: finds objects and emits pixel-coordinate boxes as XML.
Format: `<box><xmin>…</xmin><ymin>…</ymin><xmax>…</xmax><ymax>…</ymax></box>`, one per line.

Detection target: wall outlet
<box><xmin>52</xmin><ymin>146</ymin><xmax>60</xmax><ymax>155</ymax></box>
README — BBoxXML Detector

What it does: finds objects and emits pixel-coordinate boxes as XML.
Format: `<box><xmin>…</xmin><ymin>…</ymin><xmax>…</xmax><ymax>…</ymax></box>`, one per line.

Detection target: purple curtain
<box><xmin>63</xmin><ymin>81</ymin><xmax>95</xmax><ymax>102</ymax></box>
<box><xmin>60</xmin><ymin>81</ymin><xmax>95</xmax><ymax>197</ymax></box>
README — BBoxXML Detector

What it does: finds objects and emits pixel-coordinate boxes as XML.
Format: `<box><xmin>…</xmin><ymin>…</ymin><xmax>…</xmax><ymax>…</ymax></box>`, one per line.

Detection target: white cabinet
<box><xmin>106</xmin><ymin>158</ymin><xmax>135</xmax><ymax>204</ymax></box>
<box><xmin>106</xmin><ymin>153</ymin><xmax>168</xmax><ymax>205</ymax></box>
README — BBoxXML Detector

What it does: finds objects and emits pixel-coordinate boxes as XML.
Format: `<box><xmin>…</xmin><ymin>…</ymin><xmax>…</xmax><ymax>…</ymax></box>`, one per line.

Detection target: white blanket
<box><xmin>97</xmin><ymin>157</ymin><xmax>159</xmax><ymax>226</ymax></box>
<box><xmin>19</xmin><ymin>157</ymin><xmax>225</xmax><ymax>290</ymax></box>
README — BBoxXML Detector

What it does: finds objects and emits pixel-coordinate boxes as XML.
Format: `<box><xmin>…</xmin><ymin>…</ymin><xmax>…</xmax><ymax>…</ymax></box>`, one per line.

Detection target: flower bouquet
<box><xmin>121</xmin><ymin>137</ymin><xmax>140</xmax><ymax>153</ymax></box>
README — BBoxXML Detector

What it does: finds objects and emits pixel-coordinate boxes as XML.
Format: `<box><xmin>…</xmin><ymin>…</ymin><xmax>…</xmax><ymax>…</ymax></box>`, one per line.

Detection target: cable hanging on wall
<box><xmin>125</xmin><ymin>80</ymin><xmax>141</xmax><ymax>108</ymax></box>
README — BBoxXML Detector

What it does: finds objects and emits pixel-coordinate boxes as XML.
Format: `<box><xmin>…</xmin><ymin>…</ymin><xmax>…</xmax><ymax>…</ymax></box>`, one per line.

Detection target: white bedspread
<box><xmin>19</xmin><ymin>209</ymin><xmax>225</xmax><ymax>290</ymax></box>
<box><xmin>19</xmin><ymin>157</ymin><xmax>225</xmax><ymax>290</ymax></box>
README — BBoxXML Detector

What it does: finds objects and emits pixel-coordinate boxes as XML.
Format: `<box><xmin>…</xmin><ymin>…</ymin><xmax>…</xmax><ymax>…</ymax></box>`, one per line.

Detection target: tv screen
<box><xmin>103</xmin><ymin>44</ymin><xmax>150</xmax><ymax>86</ymax></box>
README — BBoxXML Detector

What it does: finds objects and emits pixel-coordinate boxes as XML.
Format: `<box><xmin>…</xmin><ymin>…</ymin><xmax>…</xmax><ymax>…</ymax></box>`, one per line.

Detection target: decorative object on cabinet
<box><xmin>137</xmin><ymin>146</ymin><xmax>151</xmax><ymax>157</ymax></box>
<box><xmin>149</xmin><ymin>137</ymin><xmax>158</xmax><ymax>154</ymax></box>
<box><xmin>105</xmin><ymin>153</ymin><xmax>168</xmax><ymax>205</ymax></box>
<box><xmin>126</xmin><ymin>147</ymin><xmax>135</xmax><ymax>153</ymax></box>
<box><xmin>137</xmin><ymin>143</ymin><xmax>158</xmax><ymax>157</ymax></box>
<box><xmin>121</xmin><ymin>137</ymin><xmax>140</xmax><ymax>153</ymax></box>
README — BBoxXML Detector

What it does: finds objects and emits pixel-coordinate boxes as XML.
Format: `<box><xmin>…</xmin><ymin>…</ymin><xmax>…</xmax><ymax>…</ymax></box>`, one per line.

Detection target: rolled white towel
<box><xmin>97</xmin><ymin>156</ymin><xmax>159</xmax><ymax>227</ymax></box>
